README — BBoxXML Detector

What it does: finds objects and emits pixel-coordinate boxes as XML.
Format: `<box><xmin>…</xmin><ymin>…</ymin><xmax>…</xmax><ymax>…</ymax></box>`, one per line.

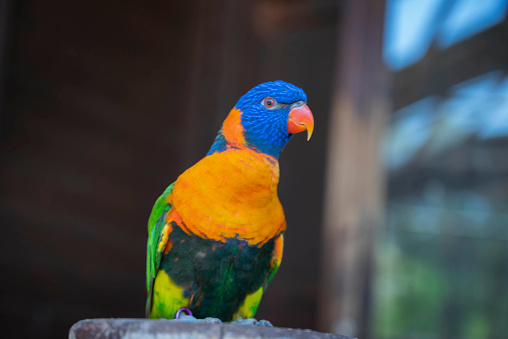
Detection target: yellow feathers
<box><xmin>150</xmin><ymin>270</ymin><xmax>189</xmax><ymax>319</ymax></box>
<box><xmin>233</xmin><ymin>286</ymin><xmax>264</xmax><ymax>320</ymax></box>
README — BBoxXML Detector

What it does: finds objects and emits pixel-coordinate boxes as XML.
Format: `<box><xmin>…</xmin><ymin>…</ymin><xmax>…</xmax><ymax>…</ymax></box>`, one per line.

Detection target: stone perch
<box><xmin>69</xmin><ymin>318</ymin><xmax>353</xmax><ymax>339</ymax></box>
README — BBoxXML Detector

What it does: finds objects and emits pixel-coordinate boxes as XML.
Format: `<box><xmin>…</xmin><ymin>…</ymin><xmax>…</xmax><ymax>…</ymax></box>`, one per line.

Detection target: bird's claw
<box><xmin>174</xmin><ymin>315</ymin><xmax>222</xmax><ymax>324</ymax></box>
<box><xmin>204</xmin><ymin>317</ymin><xmax>223</xmax><ymax>324</ymax></box>
<box><xmin>176</xmin><ymin>314</ymin><xmax>199</xmax><ymax>322</ymax></box>
<box><xmin>231</xmin><ymin>318</ymin><xmax>273</xmax><ymax>327</ymax></box>
<box><xmin>257</xmin><ymin>319</ymin><xmax>273</xmax><ymax>327</ymax></box>
<box><xmin>173</xmin><ymin>308</ymin><xmax>268</xmax><ymax>326</ymax></box>
<box><xmin>231</xmin><ymin>318</ymin><xmax>257</xmax><ymax>326</ymax></box>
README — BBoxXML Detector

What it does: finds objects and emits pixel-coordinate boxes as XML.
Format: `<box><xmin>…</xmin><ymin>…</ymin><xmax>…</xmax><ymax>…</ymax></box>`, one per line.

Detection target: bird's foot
<box><xmin>204</xmin><ymin>317</ymin><xmax>223</xmax><ymax>324</ymax></box>
<box><xmin>230</xmin><ymin>318</ymin><xmax>273</xmax><ymax>327</ymax></box>
<box><xmin>176</xmin><ymin>315</ymin><xmax>223</xmax><ymax>324</ymax></box>
<box><xmin>175</xmin><ymin>314</ymin><xmax>199</xmax><ymax>322</ymax></box>
<box><xmin>173</xmin><ymin>308</ymin><xmax>222</xmax><ymax>324</ymax></box>
<box><xmin>257</xmin><ymin>319</ymin><xmax>273</xmax><ymax>327</ymax></box>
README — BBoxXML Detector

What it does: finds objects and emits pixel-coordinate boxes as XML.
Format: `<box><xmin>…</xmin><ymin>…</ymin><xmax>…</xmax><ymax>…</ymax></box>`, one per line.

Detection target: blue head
<box><xmin>208</xmin><ymin>81</ymin><xmax>314</xmax><ymax>158</ymax></box>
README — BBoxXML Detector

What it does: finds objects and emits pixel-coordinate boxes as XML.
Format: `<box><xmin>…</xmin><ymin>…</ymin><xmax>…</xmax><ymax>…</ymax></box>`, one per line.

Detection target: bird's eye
<box><xmin>263</xmin><ymin>97</ymin><xmax>276</xmax><ymax>109</ymax></box>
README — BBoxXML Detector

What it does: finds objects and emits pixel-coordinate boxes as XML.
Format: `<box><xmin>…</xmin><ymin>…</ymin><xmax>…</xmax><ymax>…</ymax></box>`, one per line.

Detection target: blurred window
<box><xmin>384</xmin><ymin>0</ymin><xmax>508</xmax><ymax>70</ymax></box>
<box><xmin>373</xmin><ymin>1</ymin><xmax>508</xmax><ymax>339</ymax></box>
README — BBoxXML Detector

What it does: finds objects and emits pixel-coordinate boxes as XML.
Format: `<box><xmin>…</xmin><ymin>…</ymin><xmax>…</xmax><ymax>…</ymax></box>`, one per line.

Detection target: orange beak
<box><xmin>287</xmin><ymin>104</ymin><xmax>314</xmax><ymax>141</ymax></box>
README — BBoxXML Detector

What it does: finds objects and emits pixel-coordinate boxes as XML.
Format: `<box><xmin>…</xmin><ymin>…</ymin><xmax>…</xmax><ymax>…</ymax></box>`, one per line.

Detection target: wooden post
<box><xmin>318</xmin><ymin>0</ymin><xmax>389</xmax><ymax>338</ymax></box>
<box><xmin>69</xmin><ymin>319</ymin><xmax>353</xmax><ymax>339</ymax></box>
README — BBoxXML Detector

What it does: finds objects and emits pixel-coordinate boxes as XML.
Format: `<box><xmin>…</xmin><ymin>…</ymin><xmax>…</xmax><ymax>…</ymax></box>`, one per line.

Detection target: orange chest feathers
<box><xmin>171</xmin><ymin>148</ymin><xmax>286</xmax><ymax>246</ymax></box>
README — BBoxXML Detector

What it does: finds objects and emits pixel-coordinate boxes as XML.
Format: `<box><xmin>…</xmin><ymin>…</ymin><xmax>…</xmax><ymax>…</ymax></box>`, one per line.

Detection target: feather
<box><xmin>146</xmin><ymin>81</ymin><xmax>313</xmax><ymax>321</ymax></box>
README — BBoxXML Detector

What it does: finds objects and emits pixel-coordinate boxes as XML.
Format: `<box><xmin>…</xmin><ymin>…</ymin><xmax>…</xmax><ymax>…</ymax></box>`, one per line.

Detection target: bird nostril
<box><xmin>291</xmin><ymin>100</ymin><xmax>305</xmax><ymax>109</ymax></box>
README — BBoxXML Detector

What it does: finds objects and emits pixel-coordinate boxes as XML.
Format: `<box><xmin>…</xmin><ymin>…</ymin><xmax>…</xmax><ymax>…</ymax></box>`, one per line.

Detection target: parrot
<box><xmin>145</xmin><ymin>80</ymin><xmax>314</xmax><ymax>324</ymax></box>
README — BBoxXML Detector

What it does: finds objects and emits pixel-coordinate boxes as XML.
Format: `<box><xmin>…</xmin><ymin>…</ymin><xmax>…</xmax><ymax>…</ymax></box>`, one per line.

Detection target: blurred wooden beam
<box><xmin>318</xmin><ymin>0</ymin><xmax>389</xmax><ymax>338</ymax></box>
<box><xmin>393</xmin><ymin>19</ymin><xmax>508</xmax><ymax>110</ymax></box>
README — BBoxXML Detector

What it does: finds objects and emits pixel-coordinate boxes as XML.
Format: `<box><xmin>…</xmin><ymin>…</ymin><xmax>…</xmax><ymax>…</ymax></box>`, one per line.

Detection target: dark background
<box><xmin>0</xmin><ymin>0</ymin><xmax>339</xmax><ymax>337</ymax></box>
<box><xmin>3</xmin><ymin>1</ymin><xmax>508</xmax><ymax>339</ymax></box>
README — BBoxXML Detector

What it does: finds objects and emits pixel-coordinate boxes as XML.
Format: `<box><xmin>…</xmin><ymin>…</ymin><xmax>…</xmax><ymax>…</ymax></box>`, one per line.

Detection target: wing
<box><xmin>145</xmin><ymin>182</ymin><xmax>175</xmax><ymax>317</ymax></box>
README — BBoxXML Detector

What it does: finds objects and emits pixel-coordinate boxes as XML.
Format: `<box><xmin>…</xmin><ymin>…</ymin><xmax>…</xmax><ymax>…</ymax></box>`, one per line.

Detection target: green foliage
<box><xmin>371</xmin><ymin>200</ymin><xmax>508</xmax><ymax>339</ymax></box>
<box><xmin>372</xmin><ymin>241</ymin><xmax>449</xmax><ymax>339</ymax></box>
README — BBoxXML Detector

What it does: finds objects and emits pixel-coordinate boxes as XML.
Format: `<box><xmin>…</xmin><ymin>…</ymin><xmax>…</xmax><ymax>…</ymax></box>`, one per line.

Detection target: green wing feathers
<box><xmin>146</xmin><ymin>183</ymin><xmax>175</xmax><ymax>315</ymax></box>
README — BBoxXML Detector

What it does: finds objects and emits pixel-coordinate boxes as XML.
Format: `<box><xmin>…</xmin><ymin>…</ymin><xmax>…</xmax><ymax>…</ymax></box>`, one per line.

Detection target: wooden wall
<box><xmin>319</xmin><ymin>0</ymin><xmax>388</xmax><ymax>337</ymax></box>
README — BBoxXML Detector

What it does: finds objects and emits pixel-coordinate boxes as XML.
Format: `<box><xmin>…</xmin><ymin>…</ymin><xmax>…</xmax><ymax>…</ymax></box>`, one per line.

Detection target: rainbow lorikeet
<box><xmin>146</xmin><ymin>81</ymin><xmax>314</xmax><ymax>324</ymax></box>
